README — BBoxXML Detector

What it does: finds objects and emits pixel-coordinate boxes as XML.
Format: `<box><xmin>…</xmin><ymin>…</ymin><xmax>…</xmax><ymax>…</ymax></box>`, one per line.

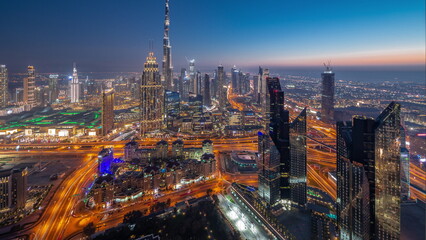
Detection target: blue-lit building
<box><xmin>98</xmin><ymin>148</ymin><xmax>114</xmax><ymax>175</ymax></box>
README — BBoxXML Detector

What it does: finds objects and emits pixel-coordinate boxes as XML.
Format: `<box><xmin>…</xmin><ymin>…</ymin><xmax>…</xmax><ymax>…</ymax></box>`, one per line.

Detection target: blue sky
<box><xmin>0</xmin><ymin>0</ymin><xmax>424</xmax><ymax>72</ymax></box>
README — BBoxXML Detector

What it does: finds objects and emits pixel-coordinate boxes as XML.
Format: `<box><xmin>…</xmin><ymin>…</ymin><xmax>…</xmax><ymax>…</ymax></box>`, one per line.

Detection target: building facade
<box><xmin>102</xmin><ymin>88</ymin><xmax>114</xmax><ymax>136</ymax></box>
<box><xmin>70</xmin><ymin>63</ymin><xmax>80</xmax><ymax>103</ymax></box>
<box><xmin>203</xmin><ymin>74</ymin><xmax>211</xmax><ymax>107</ymax></box>
<box><xmin>321</xmin><ymin>64</ymin><xmax>335</xmax><ymax>122</ymax></box>
<box><xmin>0</xmin><ymin>65</ymin><xmax>8</xmax><ymax>108</ymax></box>
<box><xmin>0</xmin><ymin>168</ymin><xmax>28</xmax><ymax>210</ymax></box>
<box><xmin>24</xmin><ymin>66</ymin><xmax>36</xmax><ymax>107</ymax></box>
<box><xmin>140</xmin><ymin>52</ymin><xmax>164</xmax><ymax>135</ymax></box>
<box><xmin>336</xmin><ymin>102</ymin><xmax>401</xmax><ymax>240</ymax></box>
<box><xmin>217</xmin><ymin>65</ymin><xmax>226</xmax><ymax>111</ymax></box>
<box><xmin>290</xmin><ymin>108</ymin><xmax>307</xmax><ymax>206</ymax></box>
<box><xmin>162</xmin><ymin>0</ymin><xmax>173</xmax><ymax>90</ymax></box>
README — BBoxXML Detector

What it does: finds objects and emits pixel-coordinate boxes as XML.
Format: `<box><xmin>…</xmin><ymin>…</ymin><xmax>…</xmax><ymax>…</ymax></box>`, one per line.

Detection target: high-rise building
<box><xmin>48</xmin><ymin>74</ymin><xmax>59</xmax><ymax>104</ymax></box>
<box><xmin>259</xmin><ymin>77</ymin><xmax>307</xmax><ymax>206</ymax></box>
<box><xmin>212</xmin><ymin>70</ymin><xmax>218</xmax><ymax>101</ymax></box>
<box><xmin>231</xmin><ymin>66</ymin><xmax>239</xmax><ymax>93</ymax></box>
<box><xmin>374</xmin><ymin>102</ymin><xmax>401</xmax><ymax>239</ymax></box>
<box><xmin>257</xmin><ymin>66</ymin><xmax>263</xmax><ymax>104</ymax></box>
<box><xmin>102</xmin><ymin>89</ymin><xmax>114</xmax><ymax>136</ymax></box>
<box><xmin>217</xmin><ymin>65</ymin><xmax>226</xmax><ymax>110</ymax></box>
<box><xmin>400</xmin><ymin>126</ymin><xmax>410</xmax><ymax>200</ymax></box>
<box><xmin>321</xmin><ymin>64</ymin><xmax>335</xmax><ymax>122</ymax></box>
<box><xmin>195</xmin><ymin>71</ymin><xmax>202</xmax><ymax>95</ymax></box>
<box><xmin>258</xmin><ymin>132</ymin><xmax>281</xmax><ymax>205</ymax></box>
<box><xmin>203</xmin><ymin>74</ymin><xmax>211</xmax><ymax>107</ymax></box>
<box><xmin>336</xmin><ymin>102</ymin><xmax>401</xmax><ymax>240</ymax></box>
<box><xmin>140</xmin><ymin>52</ymin><xmax>164</xmax><ymax>135</ymax></box>
<box><xmin>290</xmin><ymin>108</ymin><xmax>307</xmax><ymax>206</ymax></box>
<box><xmin>162</xmin><ymin>0</ymin><xmax>173</xmax><ymax>90</ymax></box>
<box><xmin>165</xmin><ymin>90</ymin><xmax>180</xmax><ymax>128</ymax></box>
<box><xmin>178</xmin><ymin>68</ymin><xmax>185</xmax><ymax>95</ymax></box>
<box><xmin>259</xmin><ymin>67</ymin><xmax>270</xmax><ymax>125</ymax></box>
<box><xmin>0</xmin><ymin>168</ymin><xmax>28</xmax><ymax>210</ymax></box>
<box><xmin>0</xmin><ymin>65</ymin><xmax>8</xmax><ymax>108</ymax></box>
<box><xmin>24</xmin><ymin>66</ymin><xmax>36</xmax><ymax>107</ymax></box>
<box><xmin>70</xmin><ymin>63</ymin><xmax>80</xmax><ymax>103</ymax></box>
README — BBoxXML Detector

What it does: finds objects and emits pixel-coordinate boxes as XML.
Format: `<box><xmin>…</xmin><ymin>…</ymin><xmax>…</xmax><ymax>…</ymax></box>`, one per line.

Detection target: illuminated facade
<box><xmin>0</xmin><ymin>65</ymin><xmax>7</xmax><ymax>107</ymax></box>
<box><xmin>258</xmin><ymin>132</ymin><xmax>280</xmax><ymax>205</ymax></box>
<box><xmin>321</xmin><ymin>64</ymin><xmax>335</xmax><ymax>122</ymax></box>
<box><xmin>101</xmin><ymin>88</ymin><xmax>114</xmax><ymax>136</ymax></box>
<box><xmin>70</xmin><ymin>63</ymin><xmax>80</xmax><ymax>103</ymax></box>
<box><xmin>48</xmin><ymin>74</ymin><xmax>59</xmax><ymax>104</ymax></box>
<box><xmin>162</xmin><ymin>0</ymin><xmax>173</xmax><ymax>90</ymax></box>
<box><xmin>24</xmin><ymin>66</ymin><xmax>36</xmax><ymax>107</ymax></box>
<box><xmin>374</xmin><ymin>102</ymin><xmax>401</xmax><ymax>239</ymax></box>
<box><xmin>0</xmin><ymin>168</ymin><xmax>28</xmax><ymax>210</ymax></box>
<box><xmin>336</xmin><ymin>102</ymin><xmax>401</xmax><ymax>240</ymax></box>
<box><xmin>140</xmin><ymin>52</ymin><xmax>164</xmax><ymax>135</ymax></box>
<box><xmin>290</xmin><ymin>108</ymin><xmax>307</xmax><ymax>206</ymax></box>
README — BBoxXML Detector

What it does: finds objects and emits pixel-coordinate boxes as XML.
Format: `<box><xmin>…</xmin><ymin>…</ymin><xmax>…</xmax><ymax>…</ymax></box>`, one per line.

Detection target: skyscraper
<box><xmin>259</xmin><ymin>77</ymin><xmax>307</xmax><ymax>206</ymax></box>
<box><xmin>24</xmin><ymin>66</ymin><xmax>36</xmax><ymax>107</ymax></box>
<box><xmin>290</xmin><ymin>108</ymin><xmax>307</xmax><ymax>206</ymax></box>
<box><xmin>217</xmin><ymin>65</ymin><xmax>226</xmax><ymax>110</ymax></box>
<box><xmin>102</xmin><ymin>89</ymin><xmax>114</xmax><ymax>136</ymax></box>
<box><xmin>231</xmin><ymin>66</ymin><xmax>239</xmax><ymax>93</ymax></box>
<box><xmin>374</xmin><ymin>102</ymin><xmax>401</xmax><ymax>239</ymax></box>
<box><xmin>258</xmin><ymin>132</ymin><xmax>281</xmax><ymax>205</ymax></box>
<box><xmin>195</xmin><ymin>71</ymin><xmax>202</xmax><ymax>95</ymax></box>
<box><xmin>400</xmin><ymin>126</ymin><xmax>410</xmax><ymax>200</ymax></box>
<box><xmin>0</xmin><ymin>65</ymin><xmax>8</xmax><ymax>108</ymax></box>
<box><xmin>70</xmin><ymin>63</ymin><xmax>80</xmax><ymax>103</ymax></box>
<box><xmin>336</xmin><ymin>102</ymin><xmax>401</xmax><ymax>240</ymax></box>
<box><xmin>162</xmin><ymin>0</ymin><xmax>173</xmax><ymax>90</ymax></box>
<box><xmin>140</xmin><ymin>52</ymin><xmax>164</xmax><ymax>135</ymax></box>
<box><xmin>259</xmin><ymin>67</ymin><xmax>270</xmax><ymax>127</ymax></box>
<box><xmin>321</xmin><ymin>64</ymin><xmax>335</xmax><ymax>122</ymax></box>
<box><xmin>203</xmin><ymin>74</ymin><xmax>211</xmax><ymax>107</ymax></box>
<box><xmin>48</xmin><ymin>74</ymin><xmax>59</xmax><ymax>104</ymax></box>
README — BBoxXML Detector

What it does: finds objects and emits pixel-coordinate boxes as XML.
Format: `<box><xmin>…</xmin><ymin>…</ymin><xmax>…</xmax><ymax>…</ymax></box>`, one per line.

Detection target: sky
<box><xmin>0</xmin><ymin>0</ymin><xmax>424</xmax><ymax>73</ymax></box>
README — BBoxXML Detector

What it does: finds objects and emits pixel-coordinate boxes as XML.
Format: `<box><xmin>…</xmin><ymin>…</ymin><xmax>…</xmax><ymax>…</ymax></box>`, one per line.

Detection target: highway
<box><xmin>0</xmin><ymin>87</ymin><xmax>422</xmax><ymax>239</ymax></box>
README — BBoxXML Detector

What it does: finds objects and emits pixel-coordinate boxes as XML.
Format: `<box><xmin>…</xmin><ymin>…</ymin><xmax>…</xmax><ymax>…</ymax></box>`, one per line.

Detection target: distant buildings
<box><xmin>70</xmin><ymin>63</ymin><xmax>80</xmax><ymax>103</ymax></box>
<box><xmin>140</xmin><ymin>52</ymin><xmax>164</xmax><ymax>135</ymax></box>
<box><xmin>0</xmin><ymin>168</ymin><xmax>28</xmax><ymax>210</ymax></box>
<box><xmin>162</xmin><ymin>0</ymin><xmax>173</xmax><ymax>90</ymax></box>
<box><xmin>24</xmin><ymin>66</ymin><xmax>36</xmax><ymax>108</ymax></box>
<box><xmin>0</xmin><ymin>65</ymin><xmax>8</xmax><ymax>108</ymax></box>
<box><xmin>101</xmin><ymin>88</ymin><xmax>114</xmax><ymax>136</ymax></box>
<box><xmin>321</xmin><ymin>64</ymin><xmax>335</xmax><ymax>122</ymax></box>
<box><xmin>91</xmin><ymin>140</ymin><xmax>216</xmax><ymax>207</ymax></box>
<box><xmin>336</xmin><ymin>102</ymin><xmax>401</xmax><ymax>240</ymax></box>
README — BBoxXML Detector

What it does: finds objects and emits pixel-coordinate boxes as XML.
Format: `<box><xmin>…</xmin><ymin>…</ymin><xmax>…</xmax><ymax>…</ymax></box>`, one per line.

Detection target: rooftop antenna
<box><xmin>148</xmin><ymin>40</ymin><xmax>154</xmax><ymax>52</ymax></box>
<box><xmin>323</xmin><ymin>61</ymin><xmax>332</xmax><ymax>72</ymax></box>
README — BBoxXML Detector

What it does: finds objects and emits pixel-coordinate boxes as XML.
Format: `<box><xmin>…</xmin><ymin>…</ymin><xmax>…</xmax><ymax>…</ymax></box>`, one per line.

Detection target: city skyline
<box><xmin>0</xmin><ymin>1</ymin><xmax>424</xmax><ymax>240</ymax></box>
<box><xmin>0</xmin><ymin>0</ymin><xmax>425</xmax><ymax>73</ymax></box>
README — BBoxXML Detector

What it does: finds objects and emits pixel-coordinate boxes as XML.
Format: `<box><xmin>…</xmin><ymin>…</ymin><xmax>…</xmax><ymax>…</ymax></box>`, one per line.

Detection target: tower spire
<box><xmin>162</xmin><ymin>0</ymin><xmax>173</xmax><ymax>90</ymax></box>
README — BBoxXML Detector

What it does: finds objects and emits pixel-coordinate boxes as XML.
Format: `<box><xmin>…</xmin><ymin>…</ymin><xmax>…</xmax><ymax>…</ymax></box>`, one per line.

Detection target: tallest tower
<box><xmin>162</xmin><ymin>0</ymin><xmax>173</xmax><ymax>90</ymax></box>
